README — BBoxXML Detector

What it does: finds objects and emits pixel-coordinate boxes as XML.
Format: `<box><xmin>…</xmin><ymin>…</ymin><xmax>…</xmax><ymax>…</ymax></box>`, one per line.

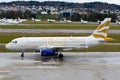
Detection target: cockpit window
<box><xmin>11</xmin><ymin>41</ymin><xmax>17</xmax><ymax>44</ymax></box>
<box><xmin>14</xmin><ymin>41</ymin><xmax>17</xmax><ymax>43</ymax></box>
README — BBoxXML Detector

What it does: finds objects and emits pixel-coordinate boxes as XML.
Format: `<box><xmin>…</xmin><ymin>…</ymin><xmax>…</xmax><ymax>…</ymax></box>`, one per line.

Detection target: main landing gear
<box><xmin>20</xmin><ymin>51</ymin><xmax>64</xmax><ymax>60</ymax></box>
<box><xmin>57</xmin><ymin>50</ymin><xmax>64</xmax><ymax>59</ymax></box>
<box><xmin>58</xmin><ymin>54</ymin><xmax>64</xmax><ymax>59</ymax></box>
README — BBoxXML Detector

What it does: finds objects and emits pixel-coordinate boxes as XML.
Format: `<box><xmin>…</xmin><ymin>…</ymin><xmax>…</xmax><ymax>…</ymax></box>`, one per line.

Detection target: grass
<box><xmin>70</xmin><ymin>45</ymin><xmax>120</xmax><ymax>52</ymax></box>
<box><xmin>0</xmin><ymin>33</ymin><xmax>120</xmax><ymax>43</ymax></box>
<box><xmin>0</xmin><ymin>23</ymin><xmax>120</xmax><ymax>30</ymax></box>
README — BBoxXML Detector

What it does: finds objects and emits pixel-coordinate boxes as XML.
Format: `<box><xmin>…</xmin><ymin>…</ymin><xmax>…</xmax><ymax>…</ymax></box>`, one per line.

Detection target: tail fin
<box><xmin>91</xmin><ymin>18</ymin><xmax>113</xmax><ymax>41</ymax></box>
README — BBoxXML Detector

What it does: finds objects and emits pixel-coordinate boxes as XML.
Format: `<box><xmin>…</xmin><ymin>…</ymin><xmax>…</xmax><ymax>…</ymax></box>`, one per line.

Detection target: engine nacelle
<box><xmin>40</xmin><ymin>49</ymin><xmax>57</xmax><ymax>56</ymax></box>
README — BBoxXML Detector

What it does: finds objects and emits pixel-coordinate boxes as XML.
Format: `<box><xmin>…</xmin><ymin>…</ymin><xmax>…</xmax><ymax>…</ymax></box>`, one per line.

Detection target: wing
<box><xmin>38</xmin><ymin>46</ymin><xmax>78</xmax><ymax>51</ymax></box>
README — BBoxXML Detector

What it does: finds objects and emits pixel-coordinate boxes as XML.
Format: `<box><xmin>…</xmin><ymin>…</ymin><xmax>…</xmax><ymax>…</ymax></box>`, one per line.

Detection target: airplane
<box><xmin>32</xmin><ymin>17</ymin><xmax>41</xmax><ymax>22</ymax></box>
<box><xmin>47</xmin><ymin>19</ymin><xmax>56</xmax><ymax>22</ymax></box>
<box><xmin>97</xmin><ymin>20</ymin><xmax>102</xmax><ymax>24</ymax></box>
<box><xmin>81</xmin><ymin>18</ymin><xmax>88</xmax><ymax>24</ymax></box>
<box><xmin>5</xmin><ymin>18</ymin><xmax>113</xmax><ymax>59</ymax></box>
<box><xmin>116</xmin><ymin>20</ymin><xmax>120</xmax><ymax>25</ymax></box>
<box><xmin>7</xmin><ymin>19</ymin><xmax>19</xmax><ymax>24</ymax></box>
<box><xmin>0</xmin><ymin>18</ymin><xmax>19</xmax><ymax>24</ymax></box>
<box><xmin>18</xmin><ymin>17</ymin><xmax>27</xmax><ymax>22</ymax></box>
<box><xmin>60</xmin><ymin>18</ymin><xmax>72</xmax><ymax>23</ymax></box>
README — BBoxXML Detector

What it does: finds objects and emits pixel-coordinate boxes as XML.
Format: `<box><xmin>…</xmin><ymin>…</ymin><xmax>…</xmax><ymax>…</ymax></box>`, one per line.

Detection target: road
<box><xmin>0</xmin><ymin>52</ymin><xmax>120</xmax><ymax>80</ymax></box>
<box><xmin>0</xmin><ymin>29</ymin><xmax>120</xmax><ymax>34</ymax></box>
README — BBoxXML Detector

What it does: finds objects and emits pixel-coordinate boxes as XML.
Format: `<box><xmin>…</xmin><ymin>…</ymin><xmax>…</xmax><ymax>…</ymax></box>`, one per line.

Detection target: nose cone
<box><xmin>5</xmin><ymin>43</ymin><xmax>21</xmax><ymax>51</ymax></box>
<box><xmin>5</xmin><ymin>44</ymin><xmax>10</xmax><ymax>50</ymax></box>
<box><xmin>5</xmin><ymin>43</ymin><xmax>14</xmax><ymax>50</ymax></box>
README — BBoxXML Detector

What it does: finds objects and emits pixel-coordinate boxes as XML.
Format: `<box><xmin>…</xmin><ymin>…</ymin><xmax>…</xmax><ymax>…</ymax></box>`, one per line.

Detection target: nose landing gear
<box><xmin>21</xmin><ymin>51</ymin><xmax>24</xmax><ymax>60</ymax></box>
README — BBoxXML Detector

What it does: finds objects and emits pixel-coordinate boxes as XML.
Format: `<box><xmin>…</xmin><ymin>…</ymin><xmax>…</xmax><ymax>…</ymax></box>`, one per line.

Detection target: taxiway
<box><xmin>0</xmin><ymin>29</ymin><xmax>119</xmax><ymax>34</ymax></box>
<box><xmin>0</xmin><ymin>52</ymin><xmax>120</xmax><ymax>80</ymax></box>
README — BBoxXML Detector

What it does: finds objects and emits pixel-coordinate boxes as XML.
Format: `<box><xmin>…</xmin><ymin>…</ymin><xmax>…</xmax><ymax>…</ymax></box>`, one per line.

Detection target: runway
<box><xmin>0</xmin><ymin>52</ymin><xmax>120</xmax><ymax>80</ymax></box>
<box><xmin>0</xmin><ymin>29</ymin><xmax>120</xmax><ymax>34</ymax></box>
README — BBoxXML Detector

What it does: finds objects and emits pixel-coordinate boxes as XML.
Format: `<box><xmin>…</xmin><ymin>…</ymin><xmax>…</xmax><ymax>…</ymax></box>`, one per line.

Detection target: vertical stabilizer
<box><xmin>91</xmin><ymin>18</ymin><xmax>111</xmax><ymax>38</ymax></box>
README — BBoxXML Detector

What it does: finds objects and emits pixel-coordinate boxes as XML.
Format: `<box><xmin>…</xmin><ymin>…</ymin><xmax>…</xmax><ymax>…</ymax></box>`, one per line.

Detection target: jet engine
<box><xmin>40</xmin><ymin>49</ymin><xmax>58</xmax><ymax>56</ymax></box>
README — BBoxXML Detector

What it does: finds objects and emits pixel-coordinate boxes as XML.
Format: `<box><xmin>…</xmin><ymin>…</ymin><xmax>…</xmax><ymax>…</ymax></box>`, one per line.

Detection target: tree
<box><xmin>71</xmin><ymin>13</ymin><xmax>81</xmax><ymax>21</ymax></box>
<box><xmin>88</xmin><ymin>12</ymin><xmax>98</xmax><ymax>21</ymax></box>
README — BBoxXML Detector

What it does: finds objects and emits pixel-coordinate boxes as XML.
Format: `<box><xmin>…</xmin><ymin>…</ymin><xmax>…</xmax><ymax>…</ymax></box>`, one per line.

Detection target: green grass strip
<box><xmin>0</xmin><ymin>23</ymin><xmax>120</xmax><ymax>30</ymax></box>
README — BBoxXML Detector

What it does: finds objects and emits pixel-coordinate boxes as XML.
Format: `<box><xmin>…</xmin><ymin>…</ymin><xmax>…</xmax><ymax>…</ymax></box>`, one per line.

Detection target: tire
<box><xmin>59</xmin><ymin>54</ymin><xmax>64</xmax><ymax>59</ymax></box>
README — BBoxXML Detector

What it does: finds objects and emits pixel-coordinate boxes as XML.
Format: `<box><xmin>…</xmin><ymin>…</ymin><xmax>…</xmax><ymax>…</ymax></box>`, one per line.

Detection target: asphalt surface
<box><xmin>0</xmin><ymin>29</ymin><xmax>120</xmax><ymax>34</ymax></box>
<box><xmin>0</xmin><ymin>52</ymin><xmax>120</xmax><ymax>80</ymax></box>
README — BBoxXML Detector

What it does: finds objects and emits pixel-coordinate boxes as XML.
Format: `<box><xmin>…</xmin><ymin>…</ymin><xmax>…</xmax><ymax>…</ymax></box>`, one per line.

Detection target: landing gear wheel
<box><xmin>58</xmin><ymin>54</ymin><xmax>64</xmax><ymax>59</ymax></box>
<box><xmin>21</xmin><ymin>53</ymin><xmax>24</xmax><ymax>57</ymax></box>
